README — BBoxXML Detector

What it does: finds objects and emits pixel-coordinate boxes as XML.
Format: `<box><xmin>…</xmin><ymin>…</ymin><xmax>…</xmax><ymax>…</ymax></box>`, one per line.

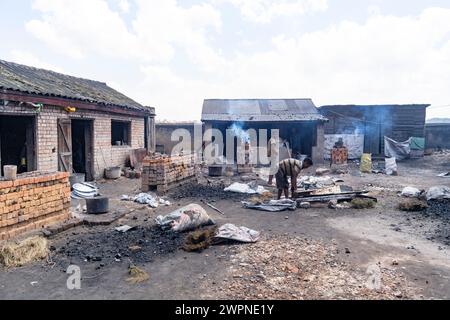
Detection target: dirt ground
<box><xmin>1</xmin><ymin>153</ymin><xmax>450</xmax><ymax>300</ymax></box>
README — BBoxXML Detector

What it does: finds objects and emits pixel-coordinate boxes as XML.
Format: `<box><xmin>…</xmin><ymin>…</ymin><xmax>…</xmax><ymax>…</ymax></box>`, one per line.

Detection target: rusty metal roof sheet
<box><xmin>202</xmin><ymin>99</ymin><xmax>326</xmax><ymax>122</ymax></box>
<box><xmin>0</xmin><ymin>59</ymin><xmax>152</xmax><ymax>113</ymax></box>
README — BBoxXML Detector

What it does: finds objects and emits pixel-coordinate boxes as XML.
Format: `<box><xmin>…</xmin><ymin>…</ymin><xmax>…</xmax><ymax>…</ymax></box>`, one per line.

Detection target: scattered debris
<box><xmin>156</xmin><ymin>204</ymin><xmax>215</xmax><ymax>232</ymax></box>
<box><xmin>398</xmin><ymin>199</ymin><xmax>428</xmax><ymax>212</ymax></box>
<box><xmin>131</xmin><ymin>193</ymin><xmax>159</xmax><ymax>208</ymax></box>
<box><xmin>115</xmin><ymin>225</ymin><xmax>137</xmax><ymax>233</ymax></box>
<box><xmin>214</xmin><ymin>224</ymin><xmax>260</xmax><ymax>243</ymax></box>
<box><xmin>0</xmin><ymin>237</ymin><xmax>48</xmax><ymax>268</ymax></box>
<box><xmin>328</xmin><ymin>200</ymin><xmax>352</xmax><ymax>210</ymax></box>
<box><xmin>351</xmin><ymin>198</ymin><xmax>376</xmax><ymax>209</ymax></box>
<box><xmin>315</xmin><ymin>168</ymin><xmax>331</xmax><ymax>176</ymax></box>
<box><xmin>206</xmin><ymin>202</ymin><xmax>225</xmax><ymax>215</ymax></box>
<box><xmin>297</xmin><ymin>176</ymin><xmax>337</xmax><ymax>189</ymax></box>
<box><xmin>437</xmin><ymin>172</ymin><xmax>450</xmax><ymax>178</ymax></box>
<box><xmin>202</xmin><ymin>235</ymin><xmax>418</xmax><ymax>300</ymax></box>
<box><xmin>128</xmin><ymin>245</ymin><xmax>142</xmax><ymax>253</ymax></box>
<box><xmin>295</xmin><ymin>191</ymin><xmax>376</xmax><ymax>204</ymax></box>
<box><xmin>242</xmin><ymin>199</ymin><xmax>297</xmax><ymax>212</ymax></box>
<box><xmin>299</xmin><ymin>202</ymin><xmax>311</xmax><ymax>209</ymax></box>
<box><xmin>126</xmin><ymin>265</ymin><xmax>149</xmax><ymax>284</ymax></box>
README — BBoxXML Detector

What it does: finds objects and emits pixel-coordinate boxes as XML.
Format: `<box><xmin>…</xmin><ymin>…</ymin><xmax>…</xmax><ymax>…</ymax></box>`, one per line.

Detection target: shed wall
<box><xmin>1</xmin><ymin>102</ymin><xmax>147</xmax><ymax>178</ymax></box>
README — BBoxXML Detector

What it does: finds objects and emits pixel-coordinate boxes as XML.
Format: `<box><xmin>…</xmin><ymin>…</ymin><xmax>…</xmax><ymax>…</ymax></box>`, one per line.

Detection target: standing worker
<box><xmin>275</xmin><ymin>158</ymin><xmax>313</xmax><ymax>199</ymax></box>
<box><xmin>267</xmin><ymin>135</ymin><xmax>291</xmax><ymax>185</ymax></box>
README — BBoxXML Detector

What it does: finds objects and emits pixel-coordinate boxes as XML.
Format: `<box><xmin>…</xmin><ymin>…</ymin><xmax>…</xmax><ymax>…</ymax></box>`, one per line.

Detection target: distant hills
<box><xmin>427</xmin><ymin>118</ymin><xmax>450</xmax><ymax>124</ymax></box>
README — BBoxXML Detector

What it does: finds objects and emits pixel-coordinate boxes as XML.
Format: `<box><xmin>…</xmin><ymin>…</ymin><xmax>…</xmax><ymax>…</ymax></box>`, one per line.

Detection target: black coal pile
<box><xmin>168</xmin><ymin>182</ymin><xmax>249</xmax><ymax>201</ymax></box>
<box><xmin>52</xmin><ymin>225</ymin><xmax>184</xmax><ymax>266</ymax></box>
<box><xmin>427</xmin><ymin>200</ymin><xmax>450</xmax><ymax>216</ymax></box>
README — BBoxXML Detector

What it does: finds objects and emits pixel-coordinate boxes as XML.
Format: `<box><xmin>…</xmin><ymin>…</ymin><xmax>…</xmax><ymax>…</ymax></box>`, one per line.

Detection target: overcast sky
<box><xmin>1</xmin><ymin>0</ymin><xmax>450</xmax><ymax>120</ymax></box>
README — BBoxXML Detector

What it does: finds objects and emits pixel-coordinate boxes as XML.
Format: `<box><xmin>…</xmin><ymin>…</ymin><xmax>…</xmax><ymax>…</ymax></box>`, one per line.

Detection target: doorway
<box><xmin>0</xmin><ymin>115</ymin><xmax>36</xmax><ymax>175</ymax></box>
<box><xmin>71</xmin><ymin>119</ymin><xmax>94</xmax><ymax>181</ymax></box>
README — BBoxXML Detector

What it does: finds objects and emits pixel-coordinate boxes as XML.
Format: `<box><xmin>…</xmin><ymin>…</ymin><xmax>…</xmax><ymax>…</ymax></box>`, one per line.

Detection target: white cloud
<box><xmin>26</xmin><ymin>0</ymin><xmax>225</xmax><ymax>69</ymax></box>
<box><xmin>223</xmin><ymin>0</ymin><xmax>328</xmax><ymax>23</ymax></box>
<box><xmin>117</xmin><ymin>0</ymin><xmax>130</xmax><ymax>13</ymax></box>
<box><xmin>26</xmin><ymin>0</ymin><xmax>138</xmax><ymax>60</ymax></box>
<box><xmin>9</xmin><ymin>50</ymin><xmax>64</xmax><ymax>73</ymax></box>
<box><xmin>23</xmin><ymin>2</ymin><xmax>450</xmax><ymax>120</ymax></box>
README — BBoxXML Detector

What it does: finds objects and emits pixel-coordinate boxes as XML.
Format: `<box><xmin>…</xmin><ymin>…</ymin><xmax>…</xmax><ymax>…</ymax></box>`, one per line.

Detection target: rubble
<box><xmin>202</xmin><ymin>235</ymin><xmax>418</xmax><ymax>300</ymax></box>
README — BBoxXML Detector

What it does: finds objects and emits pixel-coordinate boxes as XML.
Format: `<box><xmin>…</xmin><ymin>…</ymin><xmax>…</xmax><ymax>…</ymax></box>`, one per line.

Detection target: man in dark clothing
<box><xmin>275</xmin><ymin>157</ymin><xmax>313</xmax><ymax>199</ymax></box>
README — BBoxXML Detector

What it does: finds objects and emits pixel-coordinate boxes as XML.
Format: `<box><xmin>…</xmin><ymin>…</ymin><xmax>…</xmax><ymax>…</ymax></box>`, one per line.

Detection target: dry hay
<box><xmin>351</xmin><ymin>198</ymin><xmax>376</xmax><ymax>209</ymax></box>
<box><xmin>249</xmin><ymin>192</ymin><xmax>273</xmax><ymax>205</ymax></box>
<box><xmin>201</xmin><ymin>235</ymin><xmax>419</xmax><ymax>300</ymax></box>
<box><xmin>398</xmin><ymin>199</ymin><xmax>428</xmax><ymax>212</ymax></box>
<box><xmin>182</xmin><ymin>226</ymin><xmax>218</xmax><ymax>252</ymax></box>
<box><xmin>126</xmin><ymin>265</ymin><xmax>149</xmax><ymax>284</ymax></box>
<box><xmin>0</xmin><ymin>236</ymin><xmax>48</xmax><ymax>268</ymax></box>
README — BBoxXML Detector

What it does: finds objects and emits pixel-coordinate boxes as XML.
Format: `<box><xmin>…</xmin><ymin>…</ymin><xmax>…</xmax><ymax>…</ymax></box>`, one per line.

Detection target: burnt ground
<box><xmin>0</xmin><ymin>153</ymin><xmax>450</xmax><ymax>300</ymax></box>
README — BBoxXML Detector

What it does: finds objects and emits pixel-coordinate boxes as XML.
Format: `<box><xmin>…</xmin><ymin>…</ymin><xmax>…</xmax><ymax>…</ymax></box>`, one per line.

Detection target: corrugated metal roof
<box><xmin>321</xmin><ymin>104</ymin><xmax>430</xmax><ymax>109</ymax></box>
<box><xmin>202</xmin><ymin>99</ymin><xmax>326</xmax><ymax>122</ymax></box>
<box><xmin>0</xmin><ymin>59</ymin><xmax>152</xmax><ymax>113</ymax></box>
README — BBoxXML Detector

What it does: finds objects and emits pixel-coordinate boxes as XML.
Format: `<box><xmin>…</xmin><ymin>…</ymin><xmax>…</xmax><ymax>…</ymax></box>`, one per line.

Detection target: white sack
<box><xmin>214</xmin><ymin>223</ymin><xmax>260</xmax><ymax>243</ymax></box>
<box><xmin>156</xmin><ymin>204</ymin><xmax>215</xmax><ymax>232</ymax></box>
<box><xmin>427</xmin><ymin>186</ymin><xmax>450</xmax><ymax>201</ymax></box>
<box><xmin>401</xmin><ymin>187</ymin><xmax>421</xmax><ymax>198</ymax></box>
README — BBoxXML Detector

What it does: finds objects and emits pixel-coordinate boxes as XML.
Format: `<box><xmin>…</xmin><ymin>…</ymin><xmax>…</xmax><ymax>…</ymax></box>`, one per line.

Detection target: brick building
<box><xmin>0</xmin><ymin>60</ymin><xmax>155</xmax><ymax>180</ymax></box>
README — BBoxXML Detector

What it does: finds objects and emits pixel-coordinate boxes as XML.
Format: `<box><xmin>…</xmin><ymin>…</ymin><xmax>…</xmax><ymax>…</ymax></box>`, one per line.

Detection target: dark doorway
<box><xmin>0</xmin><ymin>115</ymin><xmax>36</xmax><ymax>175</ymax></box>
<box><xmin>71</xmin><ymin>119</ymin><xmax>94</xmax><ymax>181</ymax></box>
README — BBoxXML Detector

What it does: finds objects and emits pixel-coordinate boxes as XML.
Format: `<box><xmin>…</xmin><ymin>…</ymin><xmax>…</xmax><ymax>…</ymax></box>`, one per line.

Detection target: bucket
<box><xmin>3</xmin><ymin>165</ymin><xmax>17</xmax><ymax>181</ymax></box>
<box><xmin>85</xmin><ymin>196</ymin><xmax>109</xmax><ymax>214</ymax></box>
<box><xmin>105</xmin><ymin>166</ymin><xmax>121</xmax><ymax>179</ymax></box>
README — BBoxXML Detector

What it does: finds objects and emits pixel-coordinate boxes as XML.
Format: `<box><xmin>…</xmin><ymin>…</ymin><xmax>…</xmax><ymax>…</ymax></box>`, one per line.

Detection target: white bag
<box><xmin>427</xmin><ymin>186</ymin><xmax>450</xmax><ymax>201</ymax></box>
<box><xmin>156</xmin><ymin>204</ymin><xmax>215</xmax><ymax>232</ymax></box>
<box><xmin>401</xmin><ymin>187</ymin><xmax>421</xmax><ymax>198</ymax></box>
<box><xmin>385</xmin><ymin>157</ymin><xmax>398</xmax><ymax>175</ymax></box>
<box><xmin>214</xmin><ymin>224</ymin><xmax>260</xmax><ymax>243</ymax></box>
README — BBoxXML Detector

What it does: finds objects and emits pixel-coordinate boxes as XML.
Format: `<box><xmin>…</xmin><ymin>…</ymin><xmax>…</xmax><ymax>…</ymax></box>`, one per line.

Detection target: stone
<box><xmin>299</xmin><ymin>202</ymin><xmax>311</xmax><ymax>209</ymax></box>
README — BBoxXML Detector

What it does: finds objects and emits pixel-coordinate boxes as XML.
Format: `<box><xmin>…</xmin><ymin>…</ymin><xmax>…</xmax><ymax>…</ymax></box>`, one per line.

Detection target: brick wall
<box><xmin>0</xmin><ymin>172</ymin><xmax>71</xmax><ymax>241</ymax></box>
<box><xmin>142</xmin><ymin>154</ymin><xmax>196</xmax><ymax>193</ymax></box>
<box><xmin>0</xmin><ymin>102</ymin><xmax>146</xmax><ymax>179</ymax></box>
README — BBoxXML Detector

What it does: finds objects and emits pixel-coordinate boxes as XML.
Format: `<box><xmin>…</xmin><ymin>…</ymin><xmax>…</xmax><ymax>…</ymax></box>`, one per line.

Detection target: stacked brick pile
<box><xmin>0</xmin><ymin>172</ymin><xmax>71</xmax><ymax>240</ymax></box>
<box><xmin>141</xmin><ymin>153</ymin><xmax>196</xmax><ymax>193</ymax></box>
<box><xmin>237</xmin><ymin>142</ymin><xmax>255</xmax><ymax>174</ymax></box>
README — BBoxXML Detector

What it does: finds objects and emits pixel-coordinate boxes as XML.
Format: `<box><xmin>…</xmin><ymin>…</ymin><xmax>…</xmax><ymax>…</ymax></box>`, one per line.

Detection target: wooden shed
<box><xmin>320</xmin><ymin>104</ymin><xmax>429</xmax><ymax>156</ymax></box>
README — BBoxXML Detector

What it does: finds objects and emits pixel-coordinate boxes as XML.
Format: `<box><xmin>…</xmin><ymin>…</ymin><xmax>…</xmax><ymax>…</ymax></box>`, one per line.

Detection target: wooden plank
<box><xmin>57</xmin><ymin>119</ymin><xmax>72</xmax><ymax>173</ymax></box>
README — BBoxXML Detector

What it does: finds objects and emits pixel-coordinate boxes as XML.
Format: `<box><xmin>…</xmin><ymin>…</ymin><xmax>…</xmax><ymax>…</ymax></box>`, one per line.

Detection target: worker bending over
<box><xmin>275</xmin><ymin>158</ymin><xmax>313</xmax><ymax>200</ymax></box>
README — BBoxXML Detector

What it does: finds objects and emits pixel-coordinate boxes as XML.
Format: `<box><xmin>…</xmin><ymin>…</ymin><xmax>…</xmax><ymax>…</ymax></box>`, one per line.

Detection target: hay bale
<box><xmin>351</xmin><ymin>198</ymin><xmax>376</xmax><ymax>209</ymax></box>
<box><xmin>398</xmin><ymin>199</ymin><xmax>428</xmax><ymax>212</ymax></box>
<box><xmin>126</xmin><ymin>265</ymin><xmax>149</xmax><ymax>284</ymax></box>
<box><xmin>0</xmin><ymin>236</ymin><xmax>48</xmax><ymax>268</ymax></box>
<box><xmin>183</xmin><ymin>227</ymin><xmax>217</xmax><ymax>252</ymax></box>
